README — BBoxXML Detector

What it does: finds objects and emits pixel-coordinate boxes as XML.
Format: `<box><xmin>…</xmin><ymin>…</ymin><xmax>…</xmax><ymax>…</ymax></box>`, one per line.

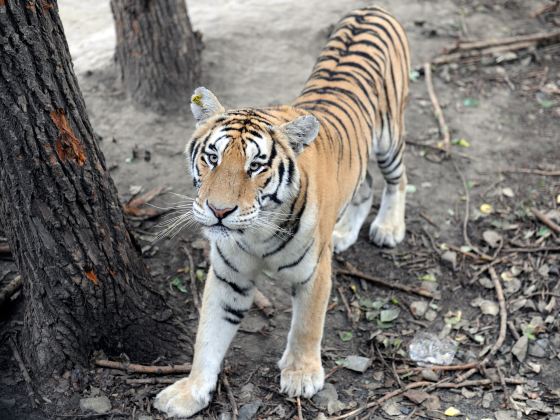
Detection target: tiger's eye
<box><xmin>250</xmin><ymin>162</ymin><xmax>261</xmax><ymax>172</ymax></box>
<box><xmin>208</xmin><ymin>154</ymin><xmax>218</xmax><ymax>164</ymax></box>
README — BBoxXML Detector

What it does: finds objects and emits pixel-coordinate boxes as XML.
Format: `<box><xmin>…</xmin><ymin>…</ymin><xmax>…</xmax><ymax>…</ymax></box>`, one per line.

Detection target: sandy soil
<box><xmin>1</xmin><ymin>0</ymin><xmax>559</xmax><ymax>419</ymax></box>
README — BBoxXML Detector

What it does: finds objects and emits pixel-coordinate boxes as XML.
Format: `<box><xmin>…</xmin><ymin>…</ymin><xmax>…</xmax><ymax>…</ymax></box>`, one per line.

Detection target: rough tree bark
<box><xmin>0</xmin><ymin>0</ymin><xmax>186</xmax><ymax>381</ymax></box>
<box><xmin>110</xmin><ymin>0</ymin><xmax>201</xmax><ymax>110</ymax></box>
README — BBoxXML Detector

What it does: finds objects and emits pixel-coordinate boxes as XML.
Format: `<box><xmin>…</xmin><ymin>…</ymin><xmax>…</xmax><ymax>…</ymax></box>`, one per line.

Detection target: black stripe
<box><xmin>265</xmin><ymin>142</ymin><xmax>277</xmax><ymax>167</ymax></box>
<box><xmin>278</xmin><ymin>240</ymin><xmax>314</xmax><ymax>272</ymax></box>
<box><xmin>214</xmin><ymin>270</ymin><xmax>251</xmax><ymax>296</ymax></box>
<box><xmin>262</xmin><ymin>160</ymin><xmax>285</xmax><ymax>204</ymax></box>
<box><xmin>223</xmin><ymin>317</ymin><xmax>242</xmax><ymax>325</ymax></box>
<box><xmin>216</xmin><ymin>245</ymin><xmax>239</xmax><ymax>273</ymax></box>
<box><xmin>223</xmin><ymin>303</ymin><xmax>248</xmax><ymax>319</ymax></box>
<box><xmin>286</xmin><ymin>158</ymin><xmax>296</xmax><ymax>185</ymax></box>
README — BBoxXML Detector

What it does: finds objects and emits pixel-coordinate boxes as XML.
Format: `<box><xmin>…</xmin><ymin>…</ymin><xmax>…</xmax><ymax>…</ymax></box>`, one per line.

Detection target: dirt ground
<box><xmin>1</xmin><ymin>0</ymin><xmax>559</xmax><ymax>419</ymax></box>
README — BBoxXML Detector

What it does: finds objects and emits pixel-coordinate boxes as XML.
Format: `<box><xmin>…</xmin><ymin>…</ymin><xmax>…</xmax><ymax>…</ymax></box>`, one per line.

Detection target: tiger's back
<box><xmin>295</xmin><ymin>6</ymin><xmax>411</xmax><ymax>250</ymax></box>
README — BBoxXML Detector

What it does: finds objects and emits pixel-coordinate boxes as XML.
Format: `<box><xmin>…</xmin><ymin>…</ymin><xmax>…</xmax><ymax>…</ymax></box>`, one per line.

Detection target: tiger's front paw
<box><xmin>153</xmin><ymin>376</ymin><xmax>215</xmax><ymax>418</ymax></box>
<box><xmin>279</xmin><ymin>353</ymin><xmax>324</xmax><ymax>398</ymax></box>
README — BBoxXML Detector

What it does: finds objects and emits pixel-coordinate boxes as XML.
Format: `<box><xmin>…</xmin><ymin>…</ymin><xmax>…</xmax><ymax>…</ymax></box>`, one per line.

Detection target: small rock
<box><xmin>313</xmin><ymin>383</ymin><xmax>338</xmax><ymax>408</ymax></box>
<box><xmin>410</xmin><ymin>301</ymin><xmax>428</xmax><ymax>318</ymax></box>
<box><xmin>316</xmin><ymin>414</ymin><xmax>328</xmax><ymax>420</ymax></box>
<box><xmin>441</xmin><ymin>251</ymin><xmax>457</xmax><ymax>269</ymax></box>
<box><xmin>482</xmin><ymin>392</ymin><xmax>494</xmax><ymax>408</ymax></box>
<box><xmin>478</xmin><ymin>277</ymin><xmax>494</xmax><ymax>288</ymax></box>
<box><xmin>495</xmin><ymin>410</ymin><xmax>517</xmax><ymax>420</ymax></box>
<box><xmin>511</xmin><ymin>335</ymin><xmax>528</xmax><ymax>362</ymax></box>
<box><xmin>424</xmin><ymin>309</ymin><xmax>437</xmax><ymax>322</ymax></box>
<box><xmin>341</xmin><ymin>355</ymin><xmax>372</xmax><ymax>373</ymax></box>
<box><xmin>218</xmin><ymin>413</ymin><xmax>232</xmax><ymax>420</ymax></box>
<box><xmin>482</xmin><ymin>230</ymin><xmax>502</xmax><ymax>248</ymax></box>
<box><xmin>381</xmin><ymin>399</ymin><xmax>401</xmax><ymax>416</ymax></box>
<box><xmin>312</xmin><ymin>383</ymin><xmax>344</xmax><ymax>414</ymax></box>
<box><xmin>238</xmin><ymin>383</ymin><xmax>255</xmax><ymax>403</ymax></box>
<box><xmin>138</xmin><ymin>416</ymin><xmax>154</xmax><ymax>420</ymax></box>
<box><xmin>528</xmin><ymin>339</ymin><xmax>548</xmax><ymax>358</ymax></box>
<box><xmin>421</xmin><ymin>369</ymin><xmax>439</xmax><ymax>382</ymax></box>
<box><xmin>79</xmin><ymin>396</ymin><xmax>111</xmax><ymax>414</ymax></box>
<box><xmin>238</xmin><ymin>400</ymin><xmax>262</xmax><ymax>420</ymax></box>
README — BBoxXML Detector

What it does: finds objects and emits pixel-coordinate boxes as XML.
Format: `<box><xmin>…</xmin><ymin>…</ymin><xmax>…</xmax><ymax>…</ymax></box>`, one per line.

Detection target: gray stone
<box><xmin>79</xmin><ymin>396</ymin><xmax>111</xmax><ymax>414</ymax></box>
<box><xmin>420</xmin><ymin>369</ymin><xmax>439</xmax><ymax>382</ymax></box>
<box><xmin>238</xmin><ymin>400</ymin><xmax>262</xmax><ymax>420</ymax></box>
<box><xmin>341</xmin><ymin>355</ymin><xmax>372</xmax><ymax>373</ymax></box>
<box><xmin>138</xmin><ymin>416</ymin><xmax>153</xmax><ymax>420</ymax></box>
<box><xmin>529</xmin><ymin>339</ymin><xmax>549</xmax><ymax>358</ymax></box>
<box><xmin>441</xmin><ymin>250</ymin><xmax>457</xmax><ymax>269</ymax></box>
<box><xmin>313</xmin><ymin>383</ymin><xmax>338</xmax><ymax>409</ymax></box>
<box><xmin>410</xmin><ymin>301</ymin><xmax>428</xmax><ymax>318</ymax></box>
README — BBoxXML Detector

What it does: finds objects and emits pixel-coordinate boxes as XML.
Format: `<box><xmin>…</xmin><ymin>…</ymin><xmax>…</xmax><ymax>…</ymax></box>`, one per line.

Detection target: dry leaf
<box><xmin>444</xmin><ymin>406</ymin><xmax>461</xmax><ymax>416</ymax></box>
<box><xmin>511</xmin><ymin>335</ymin><xmax>528</xmax><ymax>362</ymax></box>
<box><xmin>482</xmin><ymin>230</ymin><xmax>502</xmax><ymax>248</ymax></box>
<box><xmin>480</xmin><ymin>203</ymin><xmax>493</xmax><ymax>214</ymax></box>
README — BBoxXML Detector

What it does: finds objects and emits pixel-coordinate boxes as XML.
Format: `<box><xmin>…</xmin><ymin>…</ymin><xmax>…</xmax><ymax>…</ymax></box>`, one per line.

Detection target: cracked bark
<box><xmin>0</xmin><ymin>0</ymin><xmax>187</xmax><ymax>381</ymax></box>
<box><xmin>110</xmin><ymin>0</ymin><xmax>201</xmax><ymax>110</ymax></box>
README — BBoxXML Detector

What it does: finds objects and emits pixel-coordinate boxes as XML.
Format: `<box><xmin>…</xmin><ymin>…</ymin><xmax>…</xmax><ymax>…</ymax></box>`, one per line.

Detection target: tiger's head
<box><xmin>186</xmin><ymin>87</ymin><xmax>319</xmax><ymax>239</ymax></box>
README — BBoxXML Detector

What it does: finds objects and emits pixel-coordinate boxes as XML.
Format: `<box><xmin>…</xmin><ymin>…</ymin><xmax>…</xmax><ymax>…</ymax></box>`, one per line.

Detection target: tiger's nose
<box><xmin>207</xmin><ymin>202</ymin><xmax>237</xmax><ymax>219</ymax></box>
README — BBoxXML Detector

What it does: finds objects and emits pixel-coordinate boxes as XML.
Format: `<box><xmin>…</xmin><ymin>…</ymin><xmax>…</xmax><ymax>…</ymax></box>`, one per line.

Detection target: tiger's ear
<box><xmin>279</xmin><ymin>115</ymin><xmax>320</xmax><ymax>154</ymax></box>
<box><xmin>190</xmin><ymin>87</ymin><xmax>225</xmax><ymax>125</ymax></box>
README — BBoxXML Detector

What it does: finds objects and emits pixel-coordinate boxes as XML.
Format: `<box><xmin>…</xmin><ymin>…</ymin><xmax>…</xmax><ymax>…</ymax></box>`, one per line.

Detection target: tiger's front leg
<box><xmin>154</xmin><ymin>265</ymin><xmax>255</xmax><ymax>418</ymax></box>
<box><xmin>279</xmin><ymin>249</ymin><xmax>331</xmax><ymax>398</ymax></box>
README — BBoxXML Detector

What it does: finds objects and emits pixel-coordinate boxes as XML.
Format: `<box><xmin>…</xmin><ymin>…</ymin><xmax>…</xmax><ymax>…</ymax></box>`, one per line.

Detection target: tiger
<box><xmin>154</xmin><ymin>5</ymin><xmax>410</xmax><ymax>418</ymax></box>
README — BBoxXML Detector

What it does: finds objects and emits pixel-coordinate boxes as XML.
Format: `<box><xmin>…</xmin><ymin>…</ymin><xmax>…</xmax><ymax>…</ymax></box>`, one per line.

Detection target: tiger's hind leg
<box><xmin>369</xmin><ymin>118</ymin><xmax>407</xmax><ymax>248</ymax></box>
<box><xmin>332</xmin><ymin>172</ymin><xmax>373</xmax><ymax>253</ymax></box>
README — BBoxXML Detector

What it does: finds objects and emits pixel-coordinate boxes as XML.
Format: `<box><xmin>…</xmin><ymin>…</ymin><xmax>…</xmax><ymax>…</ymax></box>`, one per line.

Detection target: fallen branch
<box><xmin>0</xmin><ymin>275</ymin><xmax>22</xmax><ymax>307</ymax></box>
<box><xmin>396</xmin><ymin>361</ymin><xmax>478</xmax><ymax>375</ymax></box>
<box><xmin>95</xmin><ymin>359</ymin><xmax>191</xmax><ymax>375</ymax></box>
<box><xmin>254</xmin><ymin>288</ymin><xmax>274</xmax><ymax>317</ymax></box>
<box><xmin>531</xmin><ymin>207</ymin><xmax>560</xmax><ymax>234</ymax></box>
<box><xmin>330</xmin><ymin>377</ymin><xmax>525</xmax><ymax>419</ymax></box>
<box><xmin>431</xmin><ymin>41</ymin><xmax>536</xmax><ymax>67</ymax></box>
<box><xmin>503</xmin><ymin>246</ymin><xmax>560</xmax><ymax>253</ymax></box>
<box><xmin>423</xmin><ymin>62</ymin><xmax>450</xmax><ymax>155</ymax></box>
<box><xmin>498</xmin><ymin>168</ymin><xmax>560</xmax><ymax>176</ymax></box>
<box><xmin>337</xmin><ymin>269</ymin><xmax>439</xmax><ymax>299</ymax></box>
<box><xmin>449</xmin><ymin>30</ymin><xmax>560</xmax><ymax>52</ymax></box>
<box><xmin>9</xmin><ymin>337</ymin><xmax>37</xmax><ymax>408</ymax></box>
<box><xmin>126</xmin><ymin>377</ymin><xmax>177</xmax><ymax>385</ymax></box>
<box><xmin>454</xmin><ymin>267</ymin><xmax>507</xmax><ymax>383</ymax></box>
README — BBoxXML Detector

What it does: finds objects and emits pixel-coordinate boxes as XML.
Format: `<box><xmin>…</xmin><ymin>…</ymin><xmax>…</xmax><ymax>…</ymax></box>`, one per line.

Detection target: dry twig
<box><xmin>9</xmin><ymin>337</ymin><xmax>37</xmax><ymax>408</ymax></box>
<box><xmin>0</xmin><ymin>242</ymin><xmax>11</xmax><ymax>256</ymax></box>
<box><xmin>337</xmin><ymin>286</ymin><xmax>354</xmax><ymax>325</ymax></box>
<box><xmin>423</xmin><ymin>62</ymin><xmax>450</xmax><ymax>155</ymax></box>
<box><xmin>330</xmin><ymin>377</ymin><xmax>525</xmax><ymax>419</ymax></box>
<box><xmin>126</xmin><ymin>377</ymin><xmax>177</xmax><ymax>385</ymax></box>
<box><xmin>222</xmin><ymin>373</ymin><xmax>238</xmax><ymax>420</ymax></box>
<box><xmin>0</xmin><ymin>275</ymin><xmax>22</xmax><ymax>307</ymax></box>
<box><xmin>95</xmin><ymin>359</ymin><xmax>191</xmax><ymax>375</ymax></box>
<box><xmin>498</xmin><ymin>167</ymin><xmax>560</xmax><ymax>176</ymax></box>
<box><xmin>296</xmin><ymin>396</ymin><xmax>303</xmax><ymax>420</ymax></box>
<box><xmin>531</xmin><ymin>207</ymin><xmax>560</xmax><ymax>234</ymax></box>
<box><xmin>254</xmin><ymin>288</ymin><xmax>275</xmax><ymax>317</ymax></box>
<box><xmin>455</xmin><ymin>267</ymin><xmax>507</xmax><ymax>383</ymax></box>
<box><xmin>337</xmin><ymin>269</ymin><xmax>438</xmax><ymax>299</ymax></box>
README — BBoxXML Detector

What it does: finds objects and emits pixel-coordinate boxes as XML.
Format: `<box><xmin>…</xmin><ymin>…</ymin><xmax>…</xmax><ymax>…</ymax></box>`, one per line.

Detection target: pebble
<box><xmin>238</xmin><ymin>400</ymin><xmax>262</xmax><ymax>420</ymax></box>
<box><xmin>341</xmin><ymin>355</ymin><xmax>371</xmax><ymax>373</ymax></box>
<box><xmin>528</xmin><ymin>339</ymin><xmax>549</xmax><ymax>358</ymax></box>
<box><xmin>312</xmin><ymin>383</ymin><xmax>345</xmax><ymax>414</ymax></box>
<box><xmin>410</xmin><ymin>301</ymin><xmax>428</xmax><ymax>318</ymax></box>
<box><xmin>79</xmin><ymin>396</ymin><xmax>111</xmax><ymax>414</ymax></box>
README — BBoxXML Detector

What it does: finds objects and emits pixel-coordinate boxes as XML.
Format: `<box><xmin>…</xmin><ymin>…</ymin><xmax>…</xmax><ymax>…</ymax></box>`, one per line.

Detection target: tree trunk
<box><xmin>111</xmin><ymin>0</ymin><xmax>201</xmax><ymax>110</ymax></box>
<box><xmin>0</xmin><ymin>0</ymin><xmax>186</xmax><ymax>381</ymax></box>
